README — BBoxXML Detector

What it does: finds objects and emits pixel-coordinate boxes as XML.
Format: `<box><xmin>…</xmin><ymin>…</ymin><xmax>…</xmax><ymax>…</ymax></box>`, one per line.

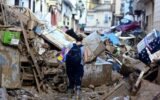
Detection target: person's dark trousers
<box><xmin>66</xmin><ymin>64</ymin><xmax>84</xmax><ymax>90</ymax></box>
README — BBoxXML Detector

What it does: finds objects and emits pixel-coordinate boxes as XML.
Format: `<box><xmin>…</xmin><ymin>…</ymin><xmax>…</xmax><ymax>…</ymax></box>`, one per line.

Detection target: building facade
<box><xmin>121</xmin><ymin>0</ymin><xmax>134</xmax><ymax>14</ymax></box>
<box><xmin>85</xmin><ymin>0</ymin><xmax>112</xmax><ymax>33</ymax></box>
<box><xmin>5</xmin><ymin>0</ymin><xmax>48</xmax><ymax>13</ymax></box>
<box><xmin>153</xmin><ymin>0</ymin><xmax>160</xmax><ymax>31</ymax></box>
<box><xmin>4</xmin><ymin>0</ymin><xmax>86</xmax><ymax>31</ymax></box>
<box><xmin>133</xmin><ymin>0</ymin><xmax>155</xmax><ymax>33</ymax></box>
<box><xmin>111</xmin><ymin>0</ymin><xmax>123</xmax><ymax>25</ymax></box>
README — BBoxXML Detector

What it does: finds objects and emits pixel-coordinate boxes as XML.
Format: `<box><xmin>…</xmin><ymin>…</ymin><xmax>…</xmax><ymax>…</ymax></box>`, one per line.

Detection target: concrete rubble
<box><xmin>1</xmin><ymin>3</ymin><xmax>160</xmax><ymax>100</ymax></box>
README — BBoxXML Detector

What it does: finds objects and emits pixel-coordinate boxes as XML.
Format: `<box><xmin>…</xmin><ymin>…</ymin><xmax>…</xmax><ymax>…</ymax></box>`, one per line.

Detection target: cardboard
<box><xmin>83</xmin><ymin>31</ymin><xmax>106</xmax><ymax>62</ymax></box>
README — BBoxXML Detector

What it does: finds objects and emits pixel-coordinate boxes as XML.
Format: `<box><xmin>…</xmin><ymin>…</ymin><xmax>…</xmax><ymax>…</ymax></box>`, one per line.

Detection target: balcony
<box><xmin>46</xmin><ymin>0</ymin><xmax>57</xmax><ymax>6</ymax></box>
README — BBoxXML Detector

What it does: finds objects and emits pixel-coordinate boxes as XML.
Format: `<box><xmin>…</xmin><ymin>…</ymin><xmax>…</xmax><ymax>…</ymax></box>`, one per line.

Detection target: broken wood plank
<box><xmin>0</xmin><ymin>25</ymin><xmax>13</xmax><ymax>28</ymax></box>
<box><xmin>135</xmin><ymin>71</ymin><xmax>144</xmax><ymax>88</ymax></box>
<box><xmin>101</xmin><ymin>81</ymin><xmax>128</xmax><ymax>100</ymax></box>
<box><xmin>0</xmin><ymin>4</ymin><xmax>7</xmax><ymax>25</ymax></box>
<box><xmin>33</xmin><ymin>69</ymin><xmax>41</xmax><ymax>92</ymax></box>
<box><xmin>20</xmin><ymin>19</ymin><xmax>42</xmax><ymax>92</ymax></box>
<box><xmin>2</xmin><ymin>4</ymin><xmax>8</xmax><ymax>25</ymax></box>
<box><xmin>156</xmin><ymin>66</ymin><xmax>160</xmax><ymax>84</ymax></box>
<box><xmin>20</xmin><ymin>19</ymin><xmax>43</xmax><ymax>79</ymax></box>
<box><xmin>131</xmin><ymin>71</ymin><xmax>145</xmax><ymax>95</ymax></box>
<box><xmin>22</xmin><ymin>73</ymin><xmax>34</xmax><ymax>81</ymax></box>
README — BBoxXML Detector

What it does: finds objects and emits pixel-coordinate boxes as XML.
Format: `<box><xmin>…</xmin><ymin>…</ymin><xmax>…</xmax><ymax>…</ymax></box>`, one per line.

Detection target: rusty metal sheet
<box><xmin>0</xmin><ymin>44</ymin><xmax>21</xmax><ymax>88</ymax></box>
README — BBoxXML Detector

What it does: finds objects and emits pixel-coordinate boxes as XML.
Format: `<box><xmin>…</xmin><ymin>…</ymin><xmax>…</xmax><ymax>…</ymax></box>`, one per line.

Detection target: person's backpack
<box><xmin>66</xmin><ymin>44</ymin><xmax>83</xmax><ymax>65</ymax></box>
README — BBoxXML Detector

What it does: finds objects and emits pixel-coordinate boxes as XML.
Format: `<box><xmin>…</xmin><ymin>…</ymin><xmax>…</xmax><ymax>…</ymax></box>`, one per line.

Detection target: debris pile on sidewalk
<box><xmin>1</xmin><ymin>3</ymin><xmax>160</xmax><ymax>100</ymax></box>
<box><xmin>0</xmin><ymin>3</ymin><xmax>74</xmax><ymax>99</ymax></box>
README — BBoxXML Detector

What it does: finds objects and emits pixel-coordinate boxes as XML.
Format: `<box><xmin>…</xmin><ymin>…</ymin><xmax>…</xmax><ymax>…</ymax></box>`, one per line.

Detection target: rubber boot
<box><xmin>75</xmin><ymin>86</ymin><xmax>81</xmax><ymax>100</ymax></box>
<box><xmin>67</xmin><ymin>89</ymin><xmax>74</xmax><ymax>100</ymax></box>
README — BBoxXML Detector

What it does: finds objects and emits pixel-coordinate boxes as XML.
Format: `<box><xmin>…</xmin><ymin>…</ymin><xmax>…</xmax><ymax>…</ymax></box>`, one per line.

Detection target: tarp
<box><xmin>101</xmin><ymin>32</ymin><xmax>120</xmax><ymax>45</ymax></box>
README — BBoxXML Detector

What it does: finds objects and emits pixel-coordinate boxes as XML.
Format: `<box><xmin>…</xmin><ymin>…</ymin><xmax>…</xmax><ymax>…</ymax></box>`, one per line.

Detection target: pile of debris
<box><xmin>1</xmin><ymin>3</ymin><xmax>160</xmax><ymax>100</ymax></box>
<box><xmin>0</xmin><ymin>3</ymin><xmax>76</xmax><ymax>99</ymax></box>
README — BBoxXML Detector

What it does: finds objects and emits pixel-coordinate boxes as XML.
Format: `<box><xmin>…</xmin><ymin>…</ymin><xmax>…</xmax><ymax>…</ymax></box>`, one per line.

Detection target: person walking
<box><xmin>65</xmin><ymin>35</ymin><xmax>85</xmax><ymax>99</ymax></box>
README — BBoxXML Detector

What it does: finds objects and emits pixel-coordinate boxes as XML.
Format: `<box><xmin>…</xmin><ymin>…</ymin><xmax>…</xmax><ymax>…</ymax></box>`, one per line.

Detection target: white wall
<box><xmin>35</xmin><ymin>0</ymin><xmax>48</xmax><ymax>15</ymax></box>
<box><xmin>154</xmin><ymin>0</ymin><xmax>160</xmax><ymax>31</ymax></box>
<box><xmin>115</xmin><ymin>0</ymin><xmax>122</xmax><ymax>15</ymax></box>
<box><xmin>34</xmin><ymin>0</ymin><xmax>49</xmax><ymax>25</ymax></box>
<box><xmin>61</xmin><ymin>3</ymin><xmax>73</xmax><ymax>28</ymax></box>
<box><xmin>19</xmin><ymin>0</ymin><xmax>29</xmax><ymax>8</ymax></box>
<box><xmin>79</xmin><ymin>0</ymin><xmax>87</xmax><ymax>24</ymax></box>
<box><xmin>79</xmin><ymin>10</ymin><xmax>87</xmax><ymax>24</ymax></box>
<box><xmin>5</xmin><ymin>0</ymin><xmax>15</xmax><ymax>5</ymax></box>
<box><xmin>5</xmin><ymin>0</ymin><xmax>31</xmax><ymax>9</ymax></box>
<box><xmin>86</xmin><ymin>13</ymin><xmax>95</xmax><ymax>26</ymax></box>
<box><xmin>86</xmin><ymin>11</ymin><xmax>112</xmax><ymax>28</ymax></box>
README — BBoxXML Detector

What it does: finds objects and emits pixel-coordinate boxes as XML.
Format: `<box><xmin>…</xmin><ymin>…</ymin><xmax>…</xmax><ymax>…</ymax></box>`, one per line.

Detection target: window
<box><xmin>29</xmin><ymin>0</ymin><xmax>31</xmax><ymax>9</ymax></box>
<box><xmin>15</xmin><ymin>0</ymin><xmax>19</xmax><ymax>6</ymax></box>
<box><xmin>87</xmin><ymin>15</ymin><xmax>94</xmax><ymax>22</ymax></box>
<box><xmin>33</xmin><ymin>0</ymin><xmax>35</xmax><ymax>13</ymax></box>
<box><xmin>40</xmin><ymin>0</ymin><xmax>42</xmax><ymax>12</ymax></box>
<box><xmin>145</xmin><ymin>16</ymin><xmax>148</xmax><ymax>27</ymax></box>
<box><xmin>104</xmin><ymin>14</ymin><xmax>108</xmax><ymax>23</ymax></box>
<box><xmin>67</xmin><ymin>18</ymin><xmax>69</xmax><ymax>25</ymax></box>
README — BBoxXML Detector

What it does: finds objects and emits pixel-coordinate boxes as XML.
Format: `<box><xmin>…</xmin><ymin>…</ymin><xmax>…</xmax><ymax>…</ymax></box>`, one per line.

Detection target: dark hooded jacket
<box><xmin>65</xmin><ymin>28</ymin><xmax>79</xmax><ymax>41</ymax></box>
